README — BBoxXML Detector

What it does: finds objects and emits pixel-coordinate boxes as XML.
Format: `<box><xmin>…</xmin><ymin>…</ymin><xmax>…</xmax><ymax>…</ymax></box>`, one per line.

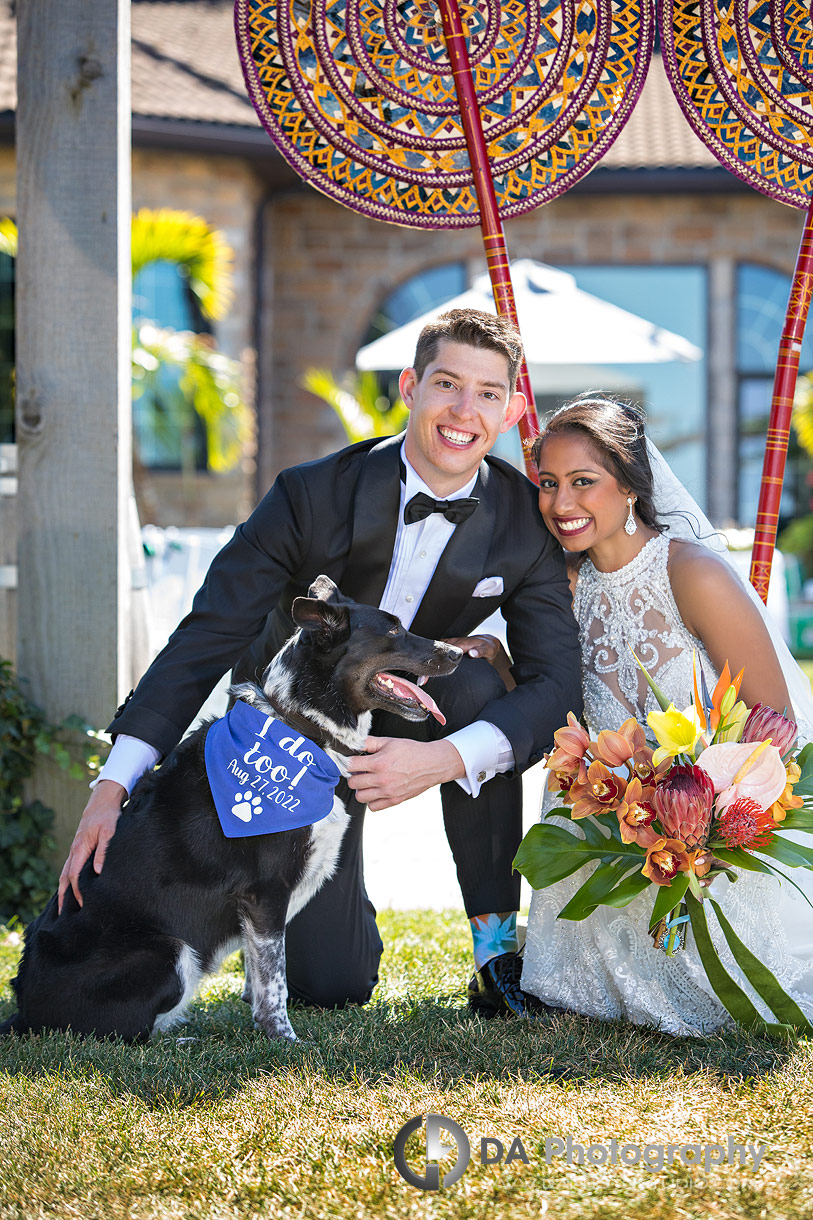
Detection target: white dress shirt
<box><xmin>97</xmin><ymin>447</ymin><xmax>515</xmax><ymax>797</ymax></box>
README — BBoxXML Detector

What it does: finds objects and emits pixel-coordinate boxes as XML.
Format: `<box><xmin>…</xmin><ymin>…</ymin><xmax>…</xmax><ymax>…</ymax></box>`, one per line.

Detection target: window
<box><xmin>132</xmin><ymin>259</ymin><xmax>208</xmax><ymax>470</ymax></box>
<box><xmin>361</xmin><ymin>261</ymin><xmax>709</xmax><ymax>498</ymax></box>
<box><xmin>737</xmin><ymin>263</ymin><xmax>813</xmax><ymax>527</ymax></box>
<box><xmin>567</xmin><ymin>265</ymin><xmax>708</xmax><ymax>508</ymax></box>
<box><xmin>363</xmin><ymin>261</ymin><xmax>467</xmax><ymax>346</ymax></box>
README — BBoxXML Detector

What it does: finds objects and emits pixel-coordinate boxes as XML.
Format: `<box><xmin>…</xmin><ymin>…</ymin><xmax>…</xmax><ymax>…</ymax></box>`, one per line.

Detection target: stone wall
<box><xmin>3</xmin><ymin>133</ymin><xmax>808</xmax><ymax>526</ymax></box>
<box><xmin>262</xmin><ymin>187</ymin><xmax>806</xmax><ymax>523</ymax></box>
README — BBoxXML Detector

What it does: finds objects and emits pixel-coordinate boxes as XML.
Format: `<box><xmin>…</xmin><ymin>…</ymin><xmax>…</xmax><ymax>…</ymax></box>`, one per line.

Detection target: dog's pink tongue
<box><xmin>379</xmin><ymin>673</ymin><xmax>446</xmax><ymax>725</ymax></box>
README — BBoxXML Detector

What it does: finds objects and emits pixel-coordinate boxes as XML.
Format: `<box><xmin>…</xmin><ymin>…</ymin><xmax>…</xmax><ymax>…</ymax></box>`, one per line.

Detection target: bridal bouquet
<box><xmin>513</xmin><ymin>658</ymin><xmax>813</xmax><ymax>1036</ymax></box>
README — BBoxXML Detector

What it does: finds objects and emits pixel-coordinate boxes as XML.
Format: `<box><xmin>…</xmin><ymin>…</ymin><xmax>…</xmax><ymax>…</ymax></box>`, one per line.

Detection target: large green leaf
<box><xmin>758</xmin><ymin>837</ymin><xmax>813</xmax><ymax>869</ymax></box>
<box><xmin>792</xmin><ymin>743</ymin><xmax>813</xmax><ymax>800</ymax></box>
<box><xmin>775</xmin><ymin>809</ymin><xmax>813</xmax><ymax>832</ymax></box>
<box><xmin>600</xmin><ymin>869</ymin><xmax>653</xmax><ymax>909</ymax></box>
<box><xmin>512</xmin><ymin>824</ymin><xmax>604</xmax><ymax>889</ymax></box>
<box><xmin>648</xmin><ymin>872</ymin><xmax>690</xmax><ymax>931</ymax></box>
<box><xmin>712</xmin><ymin>846</ymin><xmax>776</xmax><ymax>875</ymax></box>
<box><xmin>557</xmin><ymin>859</ymin><xmax>647</xmax><ymax>921</ymax></box>
<box><xmin>708</xmin><ymin>898</ymin><xmax>813</xmax><ymax>1035</ymax></box>
<box><xmin>513</xmin><ymin>823</ymin><xmax>644</xmax><ymax>893</ymax></box>
<box><xmin>545</xmin><ymin>806</ymin><xmax>624</xmax><ymax>845</ymax></box>
<box><xmin>685</xmin><ymin>893</ymin><xmax>794</xmax><ymax>1038</ymax></box>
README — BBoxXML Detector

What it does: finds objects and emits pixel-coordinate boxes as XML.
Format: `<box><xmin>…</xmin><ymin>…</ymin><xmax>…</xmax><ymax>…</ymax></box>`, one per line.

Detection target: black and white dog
<box><xmin>1</xmin><ymin>576</ymin><xmax>461</xmax><ymax>1042</ymax></box>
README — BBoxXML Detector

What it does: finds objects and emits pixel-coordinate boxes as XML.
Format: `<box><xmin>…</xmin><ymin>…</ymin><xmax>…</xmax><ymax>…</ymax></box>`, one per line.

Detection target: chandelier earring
<box><xmin>624</xmin><ymin>496</ymin><xmax>638</xmax><ymax>536</ymax></box>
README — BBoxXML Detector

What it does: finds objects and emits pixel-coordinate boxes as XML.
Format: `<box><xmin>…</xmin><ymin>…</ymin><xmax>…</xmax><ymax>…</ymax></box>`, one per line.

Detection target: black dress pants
<box><xmin>284</xmin><ymin>655</ymin><xmax>523</xmax><ymax>1007</ymax></box>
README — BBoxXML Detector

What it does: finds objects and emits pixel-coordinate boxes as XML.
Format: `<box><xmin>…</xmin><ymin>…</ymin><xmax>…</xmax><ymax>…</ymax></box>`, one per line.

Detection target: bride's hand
<box><xmin>443</xmin><ymin>635</ymin><xmax>516</xmax><ymax>691</ymax></box>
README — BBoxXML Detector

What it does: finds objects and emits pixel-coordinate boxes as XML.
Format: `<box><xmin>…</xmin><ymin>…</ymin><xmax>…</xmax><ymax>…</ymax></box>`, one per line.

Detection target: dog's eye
<box><xmin>388</xmin><ymin>626</ymin><xmax>400</xmax><ymax>635</ymax></box>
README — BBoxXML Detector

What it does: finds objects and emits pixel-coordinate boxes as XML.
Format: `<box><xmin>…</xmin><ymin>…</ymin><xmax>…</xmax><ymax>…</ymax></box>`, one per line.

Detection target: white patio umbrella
<box><xmin>355</xmin><ymin>260</ymin><xmax>702</xmax><ymax>374</ymax></box>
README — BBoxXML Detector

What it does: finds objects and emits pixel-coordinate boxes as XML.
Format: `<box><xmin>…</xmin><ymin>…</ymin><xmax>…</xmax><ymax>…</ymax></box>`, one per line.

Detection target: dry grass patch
<box><xmin>1</xmin><ymin>911</ymin><xmax>812</xmax><ymax>1219</ymax></box>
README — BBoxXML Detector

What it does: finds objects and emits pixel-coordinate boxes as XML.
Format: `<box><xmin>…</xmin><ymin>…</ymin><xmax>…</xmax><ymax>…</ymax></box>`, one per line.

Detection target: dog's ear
<box><xmin>307</xmin><ymin>574</ymin><xmax>341</xmax><ymax>603</ymax></box>
<box><xmin>292</xmin><ymin>596</ymin><xmax>351</xmax><ymax>649</ymax></box>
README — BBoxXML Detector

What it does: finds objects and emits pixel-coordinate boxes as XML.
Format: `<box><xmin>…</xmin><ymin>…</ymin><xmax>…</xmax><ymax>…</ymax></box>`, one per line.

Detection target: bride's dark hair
<box><xmin>530</xmin><ymin>395</ymin><xmax>665</xmax><ymax>533</ymax></box>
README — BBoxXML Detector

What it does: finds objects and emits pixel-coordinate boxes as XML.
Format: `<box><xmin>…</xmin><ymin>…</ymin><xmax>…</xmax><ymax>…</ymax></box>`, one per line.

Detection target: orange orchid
<box><xmin>641</xmin><ymin>837</ymin><xmax>692</xmax><ymax>886</ymax></box>
<box><xmin>592</xmin><ymin>718</ymin><xmax>646</xmax><ymax>767</ymax></box>
<box><xmin>685</xmin><ymin>848</ymin><xmax>712</xmax><ymax>877</ymax></box>
<box><xmin>545</xmin><ymin>711</ymin><xmax>590</xmax><ymax>787</ymax></box>
<box><xmin>569</xmin><ymin>760</ymin><xmax>627</xmax><ymax>820</ymax></box>
<box><xmin>630</xmin><ymin>745</ymin><xmax>670</xmax><ymax>788</ymax></box>
<box><xmin>616</xmin><ymin>778</ymin><xmax>659</xmax><ymax>847</ymax></box>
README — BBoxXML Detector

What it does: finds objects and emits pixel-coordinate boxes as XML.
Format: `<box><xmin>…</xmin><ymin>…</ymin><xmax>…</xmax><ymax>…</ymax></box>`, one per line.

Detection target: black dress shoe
<box><xmin>467</xmin><ymin>950</ymin><xmax>554</xmax><ymax>1019</ymax></box>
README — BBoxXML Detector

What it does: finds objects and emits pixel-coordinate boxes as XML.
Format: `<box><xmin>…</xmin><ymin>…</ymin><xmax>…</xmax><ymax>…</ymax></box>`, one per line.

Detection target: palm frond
<box><xmin>131</xmin><ymin>209</ymin><xmax>233</xmax><ymax>322</ymax></box>
<box><xmin>0</xmin><ymin>218</ymin><xmax>17</xmax><ymax>258</ymax></box>
<box><xmin>302</xmin><ymin>368</ymin><xmax>408</xmax><ymax>443</ymax></box>
<box><xmin>132</xmin><ymin>323</ymin><xmax>251</xmax><ymax>472</ymax></box>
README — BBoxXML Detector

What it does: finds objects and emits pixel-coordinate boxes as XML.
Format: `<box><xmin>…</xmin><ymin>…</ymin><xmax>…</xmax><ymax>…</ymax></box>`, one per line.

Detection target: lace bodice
<box><xmin>574</xmin><ymin>534</ymin><xmax>719</xmax><ymax>733</ymax></box>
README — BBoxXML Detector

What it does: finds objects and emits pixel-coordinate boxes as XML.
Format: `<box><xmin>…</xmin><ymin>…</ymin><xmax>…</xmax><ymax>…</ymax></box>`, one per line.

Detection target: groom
<box><xmin>58</xmin><ymin>308</ymin><xmax>582</xmax><ymax>1017</ymax></box>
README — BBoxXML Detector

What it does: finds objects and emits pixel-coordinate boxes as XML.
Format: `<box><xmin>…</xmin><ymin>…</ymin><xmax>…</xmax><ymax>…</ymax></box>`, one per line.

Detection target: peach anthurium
<box><xmin>569</xmin><ymin>761</ymin><xmax>626</xmax><ymax>820</ymax></box>
<box><xmin>641</xmin><ymin>837</ymin><xmax>692</xmax><ymax>886</ymax></box>
<box><xmin>696</xmin><ymin>739</ymin><xmax>787</xmax><ymax>813</ymax></box>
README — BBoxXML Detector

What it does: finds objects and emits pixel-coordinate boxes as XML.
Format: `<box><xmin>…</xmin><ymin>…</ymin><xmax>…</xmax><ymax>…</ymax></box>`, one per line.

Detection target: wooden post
<box><xmin>0</xmin><ymin>443</ymin><xmax>17</xmax><ymax>663</ymax></box>
<box><xmin>15</xmin><ymin>0</ymin><xmax>132</xmax><ymax>857</ymax></box>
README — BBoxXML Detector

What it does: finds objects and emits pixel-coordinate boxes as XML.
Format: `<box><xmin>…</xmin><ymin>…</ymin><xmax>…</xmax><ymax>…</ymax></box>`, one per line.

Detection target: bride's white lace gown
<box><xmin>521</xmin><ymin>534</ymin><xmax>813</xmax><ymax>1034</ymax></box>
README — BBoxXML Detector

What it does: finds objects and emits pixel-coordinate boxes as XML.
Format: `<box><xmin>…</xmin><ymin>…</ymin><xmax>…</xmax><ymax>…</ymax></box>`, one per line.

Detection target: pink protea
<box><xmin>651</xmin><ymin>763</ymin><xmax>715</xmax><ymax>849</ymax></box>
<box><xmin>741</xmin><ymin>703</ymin><xmax>798</xmax><ymax>756</ymax></box>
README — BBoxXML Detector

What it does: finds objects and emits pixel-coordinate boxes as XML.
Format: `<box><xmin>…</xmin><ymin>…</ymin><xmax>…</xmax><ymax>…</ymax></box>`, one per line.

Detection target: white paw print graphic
<box><xmin>231</xmin><ymin>791</ymin><xmax>263</xmax><ymax>822</ymax></box>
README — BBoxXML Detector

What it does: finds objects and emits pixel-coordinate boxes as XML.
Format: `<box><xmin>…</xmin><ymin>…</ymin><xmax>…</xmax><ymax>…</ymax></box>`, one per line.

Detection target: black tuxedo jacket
<box><xmin>110</xmin><ymin>434</ymin><xmax>582</xmax><ymax>772</ymax></box>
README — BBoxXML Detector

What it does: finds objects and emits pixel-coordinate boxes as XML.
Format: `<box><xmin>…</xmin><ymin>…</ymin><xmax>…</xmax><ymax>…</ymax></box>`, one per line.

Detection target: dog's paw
<box><xmin>231</xmin><ymin>791</ymin><xmax>263</xmax><ymax>822</ymax></box>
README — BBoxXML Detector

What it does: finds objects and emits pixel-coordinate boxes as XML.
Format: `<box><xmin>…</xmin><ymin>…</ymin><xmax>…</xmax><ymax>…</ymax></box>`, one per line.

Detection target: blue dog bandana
<box><xmin>204</xmin><ymin>700</ymin><xmax>341</xmax><ymax>838</ymax></box>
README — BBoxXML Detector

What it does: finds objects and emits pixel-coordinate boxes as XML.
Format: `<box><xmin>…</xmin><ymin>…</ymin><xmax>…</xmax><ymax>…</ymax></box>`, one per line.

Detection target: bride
<box><xmin>468</xmin><ymin>396</ymin><xmax>813</xmax><ymax>1034</ymax></box>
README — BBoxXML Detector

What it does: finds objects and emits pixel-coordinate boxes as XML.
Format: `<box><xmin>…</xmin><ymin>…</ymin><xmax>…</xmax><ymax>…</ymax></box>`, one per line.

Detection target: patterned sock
<box><xmin>470</xmin><ymin>911</ymin><xmax>519</xmax><ymax>972</ymax></box>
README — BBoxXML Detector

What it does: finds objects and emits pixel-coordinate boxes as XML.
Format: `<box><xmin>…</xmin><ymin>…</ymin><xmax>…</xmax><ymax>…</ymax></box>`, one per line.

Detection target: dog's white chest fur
<box><xmin>286</xmin><ymin>796</ymin><xmax>351</xmax><ymax>922</ymax></box>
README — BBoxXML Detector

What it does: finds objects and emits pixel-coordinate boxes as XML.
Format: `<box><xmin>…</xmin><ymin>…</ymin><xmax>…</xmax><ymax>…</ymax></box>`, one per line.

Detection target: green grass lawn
<box><xmin>1</xmin><ymin>910</ymin><xmax>812</xmax><ymax>1220</ymax></box>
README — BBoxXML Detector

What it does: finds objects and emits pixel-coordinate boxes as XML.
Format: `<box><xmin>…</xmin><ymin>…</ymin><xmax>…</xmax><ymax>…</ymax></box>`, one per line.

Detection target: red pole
<box><xmin>436</xmin><ymin>0</ymin><xmax>540</xmax><ymax>481</ymax></box>
<box><xmin>750</xmin><ymin>199</ymin><xmax>813</xmax><ymax>602</ymax></box>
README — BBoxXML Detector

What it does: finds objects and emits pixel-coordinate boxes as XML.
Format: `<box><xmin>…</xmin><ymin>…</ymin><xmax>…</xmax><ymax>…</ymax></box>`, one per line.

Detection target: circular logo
<box><xmin>393</xmin><ymin>1113</ymin><xmax>471</xmax><ymax>1190</ymax></box>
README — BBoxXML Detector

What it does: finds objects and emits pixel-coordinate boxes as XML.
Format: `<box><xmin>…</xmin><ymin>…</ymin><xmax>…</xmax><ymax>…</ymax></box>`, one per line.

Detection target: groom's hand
<box><xmin>346</xmin><ymin>737</ymin><xmax>465</xmax><ymax>810</ymax></box>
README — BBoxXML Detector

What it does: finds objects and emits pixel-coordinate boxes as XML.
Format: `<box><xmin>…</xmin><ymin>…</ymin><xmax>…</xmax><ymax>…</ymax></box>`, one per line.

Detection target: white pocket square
<box><xmin>473</xmin><ymin>576</ymin><xmax>503</xmax><ymax>598</ymax></box>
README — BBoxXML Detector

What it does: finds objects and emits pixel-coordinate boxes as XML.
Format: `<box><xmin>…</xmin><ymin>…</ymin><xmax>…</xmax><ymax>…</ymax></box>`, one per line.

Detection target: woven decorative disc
<box><xmin>235</xmin><ymin>0</ymin><xmax>653</xmax><ymax>228</ymax></box>
<box><xmin>661</xmin><ymin>0</ymin><xmax>813</xmax><ymax>209</ymax></box>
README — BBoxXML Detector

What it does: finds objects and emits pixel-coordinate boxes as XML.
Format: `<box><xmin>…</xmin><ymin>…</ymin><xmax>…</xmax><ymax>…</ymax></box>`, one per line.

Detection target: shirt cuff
<box><xmin>446</xmin><ymin>721</ymin><xmax>515</xmax><ymax>798</ymax></box>
<box><xmin>91</xmin><ymin>734</ymin><xmax>161</xmax><ymax>795</ymax></box>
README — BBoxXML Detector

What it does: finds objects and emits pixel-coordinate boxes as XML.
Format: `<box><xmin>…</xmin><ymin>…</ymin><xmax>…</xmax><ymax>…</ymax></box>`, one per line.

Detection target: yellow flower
<box><xmin>768</xmin><ymin>758</ymin><xmax>805</xmax><ymax>823</ymax></box>
<box><xmin>715</xmin><ymin>700</ymin><xmax>748</xmax><ymax>743</ymax></box>
<box><xmin>647</xmin><ymin>703</ymin><xmax>703</xmax><ymax>767</ymax></box>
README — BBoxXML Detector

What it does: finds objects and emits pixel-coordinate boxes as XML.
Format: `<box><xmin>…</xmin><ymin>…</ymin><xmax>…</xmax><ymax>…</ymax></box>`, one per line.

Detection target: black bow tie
<box><xmin>403</xmin><ymin>492</ymin><xmax>479</xmax><ymax>526</ymax></box>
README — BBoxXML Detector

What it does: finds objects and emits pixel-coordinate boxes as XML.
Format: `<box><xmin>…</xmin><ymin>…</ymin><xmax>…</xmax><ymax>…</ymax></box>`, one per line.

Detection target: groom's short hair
<box><xmin>412</xmin><ymin>309</ymin><xmax>523</xmax><ymax>393</ymax></box>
